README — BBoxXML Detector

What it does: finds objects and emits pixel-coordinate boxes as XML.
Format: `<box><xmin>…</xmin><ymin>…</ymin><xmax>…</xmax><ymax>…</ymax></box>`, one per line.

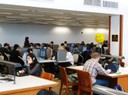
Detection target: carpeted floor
<box><xmin>52</xmin><ymin>78</ymin><xmax>76</xmax><ymax>95</ymax></box>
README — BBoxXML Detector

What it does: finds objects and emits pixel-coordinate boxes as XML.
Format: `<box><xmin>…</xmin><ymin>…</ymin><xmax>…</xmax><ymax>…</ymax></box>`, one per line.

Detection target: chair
<box><xmin>120</xmin><ymin>61</ymin><xmax>125</xmax><ymax>67</ymax></box>
<box><xmin>77</xmin><ymin>54</ymin><xmax>84</xmax><ymax>65</ymax></box>
<box><xmin>4</xmin><ymin>53</ymin><xmax>10</xmax><ymax>61</ymax></box>
<box><xmin>59</xmin><ymin>66</ymin><xmax>77</xmax><ymax>95</ymax></box>
<box><xmin>77</xmin><ymin>70</ymin><xmax>93</xmax><ymax>95</ymax></box>
<box><xmin>40</xmin><ymin>72</ymin><xmax>55</xmax><ymax>90</ymax></box>
<box><xmin>40</xmin><ymin>72</ymin><xmax>55</xmax><ymax>81</ymax></box>
<box><xmin>73</xmin><ymin>54</ymin><xmax>79</xmax><ymax>65</ymax></box>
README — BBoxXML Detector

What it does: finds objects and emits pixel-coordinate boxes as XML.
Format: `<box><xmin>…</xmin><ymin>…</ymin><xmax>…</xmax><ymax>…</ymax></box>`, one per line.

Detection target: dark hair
<box><xmin>27</xmin><ymin>53</ymin><xmax>38</xmax><ymax>62</ymax></box>
<box><xmin>27</xmin><ymin>48</ymin><xmax>33</xmax><ymax>53</ymax></box>
<box><xmin>64</xmin><ymin>41</ymin><xmax>67</xmax><ymax>43</ymax></box>
<box><xmin>65</xmin><ymin>47</ymin><xmax>70</xmax><ymax>52</ymax></box>
<box><xmin>27</xmin><ymin>53</ymin><xmax>38</xmax><ymax>69</ymax></box>
<box><xmin>37</xmin><ymin>89</ymin><xmax>57</xmax><ymax>95</ymax></box>
<box><xmin>87</xmin><ymin>44</ymin><xmax>93</xmax><ymax>50</ymax></box>
<box><xmin>25</xmin><ymin>37</ymin><xmax>29</xmax><ymax>41</ymax></box>
<box><xmin>14</xmin><ymin>44</ymin><xmax>20</xmax><ymax>50</ymax></box>
<box><xmin>4</xmin><ymin>43</ymin><xmax>9</xmax><ymax>47</ymax></box>
<box><xmin>61</xmin><ymin>43</ymin><xmax>64</xmax><ymax>46</ymax></box>
<box><xmin>50</xmin><ymin>41</ymin><xmax>54</xmax><ymax>44</ymax></box>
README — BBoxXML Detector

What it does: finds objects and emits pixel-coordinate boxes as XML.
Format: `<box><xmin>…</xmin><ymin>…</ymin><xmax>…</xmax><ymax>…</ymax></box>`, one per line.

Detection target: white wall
<box><xmin>110</xmin><ymin>16</ymin><xmax>120</xmax><ymax>55</ymax></box>
<box><xmin>0</xmin><ymin>23</ymin><xmax>108</xmax><ymax>47</ymax></box>
<box><xmin>118</xmin><ymin>0</ymin><xmax>128</xmax><ymax>65</ymax></box>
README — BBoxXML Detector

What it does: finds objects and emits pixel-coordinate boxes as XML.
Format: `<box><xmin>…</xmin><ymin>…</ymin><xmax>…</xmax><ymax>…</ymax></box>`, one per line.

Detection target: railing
<box><xmin>0</xmin><ymin>60</ymin><xmax>22</xmax><ymax>84</ymax></box>
<box><xmin>100</xmin><ymin>54</ymin><xmax>125</xmax><ymax>60</ymax></box>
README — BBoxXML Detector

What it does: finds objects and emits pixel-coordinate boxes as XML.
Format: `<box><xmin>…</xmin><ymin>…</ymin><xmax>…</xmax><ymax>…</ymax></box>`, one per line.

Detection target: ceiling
<box><xmin>0</xmin><ymin>4</ymin><xmax>109</xmax><ymax>28</ymax></box>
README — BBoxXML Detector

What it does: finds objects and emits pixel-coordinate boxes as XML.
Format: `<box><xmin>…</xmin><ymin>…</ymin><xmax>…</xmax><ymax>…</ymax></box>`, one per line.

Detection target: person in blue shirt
<box><xmin>103</xmin><ymin>57</ymin><xmax>119</xmax><ymax>73</ymax></box>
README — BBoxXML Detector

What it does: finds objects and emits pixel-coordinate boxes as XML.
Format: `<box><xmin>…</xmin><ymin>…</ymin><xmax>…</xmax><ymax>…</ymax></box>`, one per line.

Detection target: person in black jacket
<box><xmin>24</xmin><ymin>37</ymin><xmax>30</xmax><ymax>48</ymax></box>
<box><xmin>10</xmin><ymin>44</ymin><xmax>24</xmax><ymax>66</ymax></box>
<box><xmin>0</xmin><ymin>43</ymin><xmax>10</xmax><ymax>61</ymax></box>
<box><xmin>78</xmin><ymin>44</ymin><xmax>93</xmax><ymax>64</ymax></box>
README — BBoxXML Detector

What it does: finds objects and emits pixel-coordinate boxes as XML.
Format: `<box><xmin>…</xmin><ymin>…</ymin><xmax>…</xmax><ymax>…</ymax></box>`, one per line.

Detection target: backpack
<box><xmin>114</xmin><ymin>85</ymin><xmax>124</xmax><ymax>92</ymax></box>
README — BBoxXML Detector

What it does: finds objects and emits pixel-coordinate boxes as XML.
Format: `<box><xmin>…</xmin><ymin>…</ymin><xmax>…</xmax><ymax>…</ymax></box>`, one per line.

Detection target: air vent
<box><xmin>94</xmin><ymin>0</ymin><xmax>101</xmax><ymax>6</ymax></box>
<box><xmin>84</xmin><ymin>0</ymin><xmax>93</xmax><ymax>5</ymax></box>
<box><xmin>29</xmin><ymin>0</ymin><xmax>54</xmax><ymax>2</ymax></box>
<box><xmin>103</xmin><ymin>1</ymin><xmax>118</xmax><ymax>8</ymax></box>
<box><xmin>84</xmin><ymin>0</ymin><xmax>101</xmax><ymax>6</ymax></box>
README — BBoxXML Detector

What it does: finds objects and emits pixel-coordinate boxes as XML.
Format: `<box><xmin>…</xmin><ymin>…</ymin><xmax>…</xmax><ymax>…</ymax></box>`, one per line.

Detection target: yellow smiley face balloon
<box><xmin>95</xmin><ymin>33</ymin><xmax>105</xmax><ymax>44</ymax></box>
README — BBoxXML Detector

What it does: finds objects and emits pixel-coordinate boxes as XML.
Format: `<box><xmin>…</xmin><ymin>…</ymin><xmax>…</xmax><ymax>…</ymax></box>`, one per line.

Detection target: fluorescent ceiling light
<box><xmin>6</xmin><ymin>16</ymin><xmax>28</xmax><ymax>19</ymax></box>
<box><xmin>20</xmin><ymin>14</ymin><xmax>44</xmax><ymax>17</ymax></box>
<box><xmin>59</xmin><ymin>19</ymin><xmax>71</xmax><ymax>22</ymax></box>
<box><xmin>76</xmin><ymin>18</ymin><xmax>85</xmax><ymax>20</ymax></box>
<box><xmin>51</xmin><ymin>16</ymin><xmax>71</xmax><ymax>19</ymax></box>
<box><xmin>39</xmin><ymin>10</ymin><xmax>64</xmax><ymax>14</ymax></box>
<box><xmin>40</xmin><ymin>19</ymin><xmax>54</xmax><ymax>20</ymax></box>
<box><xmin>34</xmin><ymin>22</ymin><xmax>49</xmax><ymax>24</ymax></box>
<box><xmin>70</xmin><ymin>13</ymin><xmax>92</xmax><ymax>16</ymax></box>
<box><xmin>0</xmin><ymin>12</ymin><xmax>12</xmax><ymax>15</ymax></box>
<box><xmin>0</xmin><ymin>8</ymin><xmax>28</xmax><ymax>11</ymax></box>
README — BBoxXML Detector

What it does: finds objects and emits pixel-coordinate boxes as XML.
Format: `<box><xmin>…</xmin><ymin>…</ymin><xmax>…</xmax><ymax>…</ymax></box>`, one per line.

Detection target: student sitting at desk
<box><xmin>19</xmin><ymin>53</ymin><xmax>42</xmax><ymax>76</ymax></box>
<box><xmin>58</xmin><ymin>43</ymin><xmax>65</xmax><ymax>51</ymax></box>
<box><xmin>65</xmin><ymin>47</ymin><xmax>74</xmax><ymax>65</ymax></box>
<box><xmin>46</xmin><ymin>44</ymin><xmax>53</xmax><ymax>60</ymax></box>
<box><xmin>10</xmin><ymin>44</ymin><xmax>24</xmax><ymax>67</ymax></box>
<box><xmin>83</xmin><ymin>52</ymin><xmax>110</xmax><ymax>87</ymax></box>
<box><xmin>103</xmin><ymin>56</ymin><xmax>119</xmax><ymax>73</ymax></box>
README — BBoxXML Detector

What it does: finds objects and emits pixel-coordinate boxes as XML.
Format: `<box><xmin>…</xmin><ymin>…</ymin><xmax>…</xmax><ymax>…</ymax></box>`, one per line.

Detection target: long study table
<box><xmin>0</xmin><ymin>75</ymin><xmax>58</xmax><ymax>95</ymax></box>
<box><xmin>67</xmin><ymin>65</ymin><xmax>128</xmax><ymax>92</ymax></box>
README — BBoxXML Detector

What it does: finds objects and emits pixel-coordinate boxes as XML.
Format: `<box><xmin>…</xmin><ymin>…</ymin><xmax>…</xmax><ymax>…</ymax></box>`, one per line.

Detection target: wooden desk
<box><xmin>67</xmin><ymin>66</ymin><xmax>128</xmax><ymax>92</ymax></box>
<box><xmin>0</xmin><ymin>75</ymin><xmax>58</xmax><ymax>95</ymax></box>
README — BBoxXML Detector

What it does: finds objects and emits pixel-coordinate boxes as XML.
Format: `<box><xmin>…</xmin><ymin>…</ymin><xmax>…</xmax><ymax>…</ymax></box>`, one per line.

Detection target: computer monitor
<box><xmin>78</xmin><ymin>45</ymin><xmax>83</xmax><ymax>52</ymax></box>
<box><xmin>82</xmin><ymin>46</ymin><xmax>87</xmax><ymax>52</ymax></box>
<box><xmin>57</xmin><ymin>50</ymin><xmax>66</xmax><ymax>62</ymax></box>
<box><xmin>53</xmin><ymin>45</ymin><xmax>59</xmax><ymax>50</ymax></box>
<box><xmin>20</xmin><ymin>48</ymin><xmax>28</xmax><ymax>56</ymax></box>
<box><xmin>41</xmin><ymin>43</ymin><xmax>48</xmax><ymax>49</ymax></box>
<box><xmin>40</xmin><ymin>49</ymin><xmax>46</xmax><ymax>58</ymax></box>
<box><xmin>95</xmin><ymin>47</ymin><xmax>101</xmax><ymax>54</ymax></box>
<box><xmin>33</xmin><ymin>49</ymin><xmax>40</xmax><ymax>57</ymax></box>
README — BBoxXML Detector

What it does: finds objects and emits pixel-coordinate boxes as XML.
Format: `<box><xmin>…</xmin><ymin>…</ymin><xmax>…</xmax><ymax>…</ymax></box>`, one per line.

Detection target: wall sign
<box><xmin>112</xmin><ymin>35</ymin><xmax>118</xmax><ymax>42</ymax></box>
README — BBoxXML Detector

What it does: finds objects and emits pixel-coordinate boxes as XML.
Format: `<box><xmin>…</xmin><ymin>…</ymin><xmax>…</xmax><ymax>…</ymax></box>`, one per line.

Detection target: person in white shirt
<box><xmin>65</xmin><ymin>47</ymin><xmax>74</xmax><ymax>65</ymax></box>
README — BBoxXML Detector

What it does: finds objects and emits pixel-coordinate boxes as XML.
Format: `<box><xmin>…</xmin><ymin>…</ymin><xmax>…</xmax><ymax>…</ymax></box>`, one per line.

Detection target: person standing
<box><xmin>24</xmin><ymin>37</ymin><xmax>30</xmax><ymax>48</ymax></box>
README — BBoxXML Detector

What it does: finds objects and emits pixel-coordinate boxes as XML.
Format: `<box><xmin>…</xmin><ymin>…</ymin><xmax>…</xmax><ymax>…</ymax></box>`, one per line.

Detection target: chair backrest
<box><xmin>73</xmin><ymin>54</ymin><xmax>78</xmax><ymax>63</ymax></box>
<box><xmin>40</xmin><ymin>72</ymin><xmax>55</xmax><ymax>81</ymax></box>
<box><xmin>77</xmin><ymin>70</ymin><xmax>92</xmax><ymax>94</ymax></box>
<box><xmin>4</xmin><ymin>53</ymin><xmax>10</xmax><ymax>61</ymax></box>
<box><xmin>59</xmin><ymin>66</ymin><xmax>69</xmax><ymax>86</ymax></box>
<box><xmin>78</xmin><ymin>54</ymin><xmax>84</xmax><ymax>63</ymax></box>
<box><xmin>120</xmin><ymin>61</ymin><xmax>125</xmax><ymax>67</ymax></box>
